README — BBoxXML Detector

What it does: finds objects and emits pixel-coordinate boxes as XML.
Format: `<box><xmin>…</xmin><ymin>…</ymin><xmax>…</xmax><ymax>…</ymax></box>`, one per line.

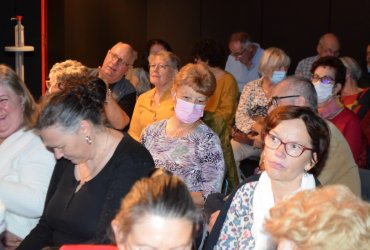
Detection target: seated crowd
<box><xmin>0</xmin><ymin>31</ymin><xmax>369</xmax><ymax>250</ymax></box>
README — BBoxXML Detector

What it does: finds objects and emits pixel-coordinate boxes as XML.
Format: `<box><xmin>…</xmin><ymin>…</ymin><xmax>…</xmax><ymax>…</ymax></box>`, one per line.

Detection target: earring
<box><xmin>85</xmin><ymin>135</ymin><xmax>92</xmax><ymax>145</ymax></box>
<box><xmin>304</xmin><ymin>168</ymin><xmax>308</xmax><ymax>176</ymax></box>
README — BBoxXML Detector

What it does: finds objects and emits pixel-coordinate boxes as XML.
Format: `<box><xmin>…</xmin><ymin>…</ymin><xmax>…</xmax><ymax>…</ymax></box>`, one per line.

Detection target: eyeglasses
<box><xmin>264</xmin><ymin>133</ymin><xmax>313</xmax><ymax>157</ymax></box>
<box><xmin>149</xmin><ymin>64</ymin><xmax>169</xmax><ymax>71</ymax></box>
<box><xmin>311</xmin><ymin>74</ymin><xmax>335</xmax><ymax>85</ymax></box>
<box><xmin>108</xmin><ymin>50</ymin><xmax>133</xmax><ymax>67</ymax></box>
<box><xmin>231</xmin><ymin>41</ymin><xmax>250</xmax><ymax>59</ymax></box>
<box><xmin>269</xmin><ymin>95</ymin><xmax>300</xmax><ymax>108</ymax></box>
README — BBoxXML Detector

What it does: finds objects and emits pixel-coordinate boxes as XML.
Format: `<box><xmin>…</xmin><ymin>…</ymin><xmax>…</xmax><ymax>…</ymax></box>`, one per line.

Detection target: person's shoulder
<box><xmin>232</xmin><ymin>175</ymin><xmax>261</xmax><ymax>197</ymax></box>
<box><xmin>113</xmin><ymin>134</ymin><xmax>154</xmax><ymax>164</ymax></box>
<box><xmin>143</xmin><ymin>119</ymin><xmax>167</xmax><ymax>134</ymax></box>
<box><xmin>244</xmin><ymin>77</ymin><xmax>262</xmax><ymax>90</ymax></box>
<box><xmin>342</xmin><ymin>107</ymin><xmax>361</xmax><ymax>120</ymax></box>
<box><xmin>117</xmin><ymin>77</ymin><xmax>136</xmax><ymax>92</ymax></box>
<box><xmin>301</xmin><ymin>55</ymin><xmax>319</xmax><ymax>63</ymax></box>
<box><xmin>137</xmin><ymin>88</ymin><xmax>155</xmax><ymax>100</ymax></box>
<box><xmin>221</xmin><ymin>72</ymin><xmax>238</xmax><ymax>84</ymax></box>
<box><xmin>198</xmin><ymin>122</ymin><xmax>221</xmax><ymax>139</ymax></box>
<box><xmin>326</xmin><ymin>120</ymin><xmax>353</xmax><ymax>151</ymax></box>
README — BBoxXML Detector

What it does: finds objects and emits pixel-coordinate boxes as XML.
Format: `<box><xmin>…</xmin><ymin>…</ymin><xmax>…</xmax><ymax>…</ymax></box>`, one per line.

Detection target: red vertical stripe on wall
<box><xmin>41</xmin><ymin>0</ymin><xmax>48</xmax><ymax>95</ymax></box>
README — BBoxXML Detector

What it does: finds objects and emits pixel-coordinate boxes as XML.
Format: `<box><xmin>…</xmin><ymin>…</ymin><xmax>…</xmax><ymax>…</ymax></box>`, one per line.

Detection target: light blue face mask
<box><xmin>271</xmin><ymin>70</ymin><xmax>287</xmax><ymax>84</ymax></box>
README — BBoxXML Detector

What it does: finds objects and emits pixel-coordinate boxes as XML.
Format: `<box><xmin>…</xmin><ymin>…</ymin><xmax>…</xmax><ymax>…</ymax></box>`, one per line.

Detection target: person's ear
<box><xmin>306</xmin><ymin>152</ymin><xmax>318</xmax><ymax>172</ymax></box>
<box><xmin>111</xmin><ymin>219</ymin><xmax>126</xmax><ymax>250</ymax></box>
<box><xmin>333</xmin><ymin>83</ymin><xmax>342</xmax><ymax>95</ymax></box>
<box><xmin>19</xmin><ymin>96</ymin><xmax>26</xmax><ymax>111</ymax></box>
<box><xmin>171</xmin><ymin>88</ymin><xmax>177</xmax><ymax>102</ymax></box>
<box><xmin>79</xmin><ymin>120</ymin><xmax>91</xmax><ymax>136</ymax></box>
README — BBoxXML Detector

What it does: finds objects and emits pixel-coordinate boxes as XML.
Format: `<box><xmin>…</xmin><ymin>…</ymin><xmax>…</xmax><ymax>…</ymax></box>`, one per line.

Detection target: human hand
<box><xmin>208</xmin><ymin>210</ymin><xmax>221</xmax><ymax>233</ymax></box>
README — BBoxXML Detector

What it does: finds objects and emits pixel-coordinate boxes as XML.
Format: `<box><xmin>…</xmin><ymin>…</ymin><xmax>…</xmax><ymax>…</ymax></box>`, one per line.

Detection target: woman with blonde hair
<box><xmin>231</xmin><ymin>47</ymin><xmax>291</xmax><ymax>179</ymax></box>
<box><xmin>265</xmin><ymin>185</ymin><xmax>370</xmax><ymax>249</ymax></box>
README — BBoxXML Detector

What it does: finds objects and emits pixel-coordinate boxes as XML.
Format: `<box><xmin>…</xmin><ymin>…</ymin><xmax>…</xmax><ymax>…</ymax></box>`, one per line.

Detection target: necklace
<box><xmin>75</xmin><ymin>130</ymin><xmax>110</xmax><ymax>192</ymax></box>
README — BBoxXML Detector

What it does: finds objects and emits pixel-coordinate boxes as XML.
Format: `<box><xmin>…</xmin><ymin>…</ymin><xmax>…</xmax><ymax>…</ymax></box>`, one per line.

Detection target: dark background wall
<box><xmin>1</xmin><ymin>0</ymin><xmax>369</xmax><ymax>99</ymax></box>
<box><xmin>0</xmin><ymin>0</ymin><xmax>42</xmax><ymax>98</ymax></box>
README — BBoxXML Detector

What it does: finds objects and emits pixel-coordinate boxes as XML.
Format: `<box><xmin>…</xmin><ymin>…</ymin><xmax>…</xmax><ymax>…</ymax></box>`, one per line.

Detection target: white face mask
<box><xmin>313</xmin><ymin>80</ymin><xmax>333</xmax><ymax>103</ymax></box>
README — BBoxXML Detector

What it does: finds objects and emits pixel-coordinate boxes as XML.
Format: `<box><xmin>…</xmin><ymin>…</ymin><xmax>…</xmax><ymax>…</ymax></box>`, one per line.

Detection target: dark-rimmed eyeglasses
<box><xmin>264</xmin><ymin>133</ymin><xmax>313</xmax><ymax>157</ymax></box>
<box><xmin>108</xmin><ymin>50</ymin><xmax>133</xmax><ymax>67</ymax></box>
<box><xmin>311</xmin><ymin>74</ymin><xmax>335</xmax><ymax>85</ymax></box>
<box><xmin>269</xmin><ymin>95</ymin><xmax>300</xmax><ymax>108</ymax></box>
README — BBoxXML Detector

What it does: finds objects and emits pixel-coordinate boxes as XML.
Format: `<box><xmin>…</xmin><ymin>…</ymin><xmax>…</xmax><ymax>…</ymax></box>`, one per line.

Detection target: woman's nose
<box><xmin>54</xmin><ymin>148</ymin><xmax>64</xmax><ymax>159</ymax></box>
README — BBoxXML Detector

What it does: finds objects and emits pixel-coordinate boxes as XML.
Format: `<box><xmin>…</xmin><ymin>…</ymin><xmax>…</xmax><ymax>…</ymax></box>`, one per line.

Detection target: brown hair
<box><xmin>263</xmin><ymin>105</ymin><xmax>330</xmax><ymax>176</ymax></box>
<box><xmin>173</xmin><ymin>63</ymin><xmax>216</xmax><ymax>97</ymax></box>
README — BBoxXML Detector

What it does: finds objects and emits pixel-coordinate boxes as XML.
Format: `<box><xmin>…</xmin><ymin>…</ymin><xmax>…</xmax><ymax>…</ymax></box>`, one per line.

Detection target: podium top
<box><xmin>5</xmin><ymin>46</ymin><xmax>34</xmax><ymax>52</ymax></box>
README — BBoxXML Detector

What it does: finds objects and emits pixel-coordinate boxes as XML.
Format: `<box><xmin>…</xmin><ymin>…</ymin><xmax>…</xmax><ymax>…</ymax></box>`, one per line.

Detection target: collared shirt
<box><xmin>128</xmin><ymin>88</ymin><xmax>174</xmax><ymax>142</ymax></box>
<box><xmin>295</xmin><ymin>55</ymin><xmax>320</xmax><ymax>79</ymax></box>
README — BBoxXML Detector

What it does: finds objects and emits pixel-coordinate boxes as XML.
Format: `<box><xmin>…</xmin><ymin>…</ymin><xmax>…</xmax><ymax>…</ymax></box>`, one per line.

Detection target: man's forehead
<box><xmin>230</xmin><ymin>41</ymin><xmax>244</xmax><ymax>51</ymax></box>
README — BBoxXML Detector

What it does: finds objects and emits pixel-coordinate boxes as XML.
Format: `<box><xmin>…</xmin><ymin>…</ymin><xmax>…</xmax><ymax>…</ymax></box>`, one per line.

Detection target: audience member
<box><xmin>141</xmin><ymin>63</ymin><xmax>225</xmax><ymax>207</ymax></box>
<box><xmin>47</xmin><ymin>60</ymin><xmax>88</xmax><ymax>94</ymax></box>
<box><xmin>295</xmin><ymin>33</ymin><xmax>340</xmax><ymax>79</ymax></box>
<box><xmin>359</xmin><ymin>43</ymin><xmax>370</xmax><ymax>87</ymax></box>
<box><xmin>209</xmin><ymin>106</ymin><xmax>330</xmax><ymax>249</ymax></box>
<box><xmin>225</xmin><ymin>32</ymin><xmax>264</xmax><ymax>91</ymax></box>
<box><xmin>192</xmin><ymin>38</ymin><xmax>238</xmax><ymax>133</ymax></box>
<box><xmin>340</xmin><ymin>56</ymin><xmax>369</xmax><ymax>113</ymax></box>
<box><xmin>265</xmin><ymin>185</ymin><xmax>370</xmax><ymax>249</ymax></box>
<box><xmin>232</xmin><ymin>47</ymin><xmax>290</xmax><ymax>179</ymax></box>
<box><xmin>18</xmin><ymin>78</ymin><xmax>154</xmax><ymax>249</ymax></box>
<box><xmin>311</xmin><ymin>56</ymin><xmax>365</xmax><ymax>167</ymax></box>
<box><xmin>0</xmin><ymin>65</ymin><xmax>55</xmax><ymax>249</ymax></box>
<box><xmin>90</xmin><ymin>42</ymin><xmax>137</xmax><ymax>130</ymax></box>
<box><xmin>47</xmin><ymin>59</ymin><xmax>132</xmax><ymax>133</ymax></box>
<box><xmin>126</xmin><ymin>38</ymin><xmax>172</xmax><ymax>96</ymax></box>
<box><xmin>128</xmin><ymin>50</ymin><xmax>180</xmax><ymax>141</ymax></box>
<box><xmin>112</xmin><ymin>174</ymin><xmax>199</xmax><ymax>250</ymax></box>
<box><xmin>340</xmin><ymin>56</ymin><xmax>370</xmax><ymax>160</ymax></box>
<box><xmin>269</xmin><ymin>76</ymin><xmax>361</xmax><ymax>195</ymax></box>
<box><xmin>192</xmin><ymin>38</ymin><xmax>239</xmax><ymax>190</ymax></box>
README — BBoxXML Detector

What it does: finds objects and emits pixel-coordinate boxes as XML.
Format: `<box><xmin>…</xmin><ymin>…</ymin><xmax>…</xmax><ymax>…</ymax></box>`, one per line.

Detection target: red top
<box><xmin>329</xmin><ymin>107</ymin><xmax>367</xmax><ymax>168</ymax></box>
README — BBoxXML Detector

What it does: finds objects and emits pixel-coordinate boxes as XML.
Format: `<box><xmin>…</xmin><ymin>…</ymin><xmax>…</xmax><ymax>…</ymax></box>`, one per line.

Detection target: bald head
<box><xmin>270</xmin><ymin>76</ymin><xmax>318</xmax><ymax>111</ymax></box>
<box><xmin>100</xmin><ymin>42</ymin><xmax>137</xmax><ymax>84</ymax></box>
<box><xmin>317</xmin><ymin>33</ymin><xmax>340</xmax><ymax>57</ymax></box>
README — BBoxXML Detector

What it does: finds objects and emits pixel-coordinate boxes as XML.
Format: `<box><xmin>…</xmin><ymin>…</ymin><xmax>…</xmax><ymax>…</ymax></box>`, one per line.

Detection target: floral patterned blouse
<box><xmin>235</xmin><ymin>78</ymin><xmax>269</xmax><ymax>134</ymax></box>
<box><xmin>216</xmin><ymin>180</ymin><xmax>259</xmax><ymax>249</ymax></box>
<box><xmin>141</xmin><ymin>119</ymin><xmax>225</xmax><ymax>199</ymax></box>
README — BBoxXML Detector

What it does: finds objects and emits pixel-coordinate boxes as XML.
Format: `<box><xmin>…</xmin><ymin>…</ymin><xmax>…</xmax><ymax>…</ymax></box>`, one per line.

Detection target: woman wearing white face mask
<box><xmin>140</xmin><ymin>63</ymin><xmax>225</xmax><ymax>207</ymax></box>
<box><xmin>311</xmin><ymin>56</ymin><xmax>366</xmax><ymax>167</ymax></box>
